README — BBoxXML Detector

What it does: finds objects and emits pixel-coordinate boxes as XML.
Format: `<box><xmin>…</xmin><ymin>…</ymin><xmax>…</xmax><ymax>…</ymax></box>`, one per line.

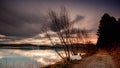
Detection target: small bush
<box><xmin>85</xmin><ymin>44</ymin><xmax>98</xmax><ymax>56</ymax></box>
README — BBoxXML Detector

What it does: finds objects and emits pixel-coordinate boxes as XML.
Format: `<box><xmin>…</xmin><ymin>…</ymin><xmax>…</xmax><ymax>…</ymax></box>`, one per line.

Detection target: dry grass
<box><xmin>42</xmin><ymin>60</ymin><xmax>80</xmax><ymax>68</ymax></box>
<box><xmin>42</xmin><ymin>44</ymin><xmax>98</xmax><ymax>68</ymax></box>
<box><xmin>72</xmin><ymin>49</ymin><xmax>116</xmax><ymax>68</ymax></box>
<box><xmin>103</xmin><ymin>43</ymin><xmax>120</xmax><ymax>68</ymax></box>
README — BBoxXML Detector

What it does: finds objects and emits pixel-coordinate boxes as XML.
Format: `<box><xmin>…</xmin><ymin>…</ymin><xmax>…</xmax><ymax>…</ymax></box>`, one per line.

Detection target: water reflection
<box><xmin>0</xmin><ymin>49</ymin><xmax>61</xmax><ymax>68</ymax></box>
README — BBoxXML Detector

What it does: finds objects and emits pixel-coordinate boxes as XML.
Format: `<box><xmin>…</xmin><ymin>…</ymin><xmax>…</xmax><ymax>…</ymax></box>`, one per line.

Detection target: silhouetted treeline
<box><xmin>97</xmin><ymin>13</ymin><xmax>120</xmax><ymax>48</ymax></box>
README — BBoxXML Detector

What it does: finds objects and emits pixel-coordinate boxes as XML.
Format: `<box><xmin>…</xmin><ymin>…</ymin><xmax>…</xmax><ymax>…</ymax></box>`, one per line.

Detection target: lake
<box><xmin>0</xmin><ymin>49</ymin><xmax>62</xmax><ymax>68</ymax></box>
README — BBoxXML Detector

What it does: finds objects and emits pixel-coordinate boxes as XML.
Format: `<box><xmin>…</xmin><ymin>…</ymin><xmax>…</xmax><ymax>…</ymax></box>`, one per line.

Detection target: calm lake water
<box><xmin>0</xmin><ymin>49</ymin><xmax>61</xmax><ymax>68</ymax></box>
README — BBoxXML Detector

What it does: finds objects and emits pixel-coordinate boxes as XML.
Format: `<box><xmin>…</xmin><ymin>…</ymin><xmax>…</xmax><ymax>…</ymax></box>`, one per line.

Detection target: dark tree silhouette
<box><xmin>97</xmin><ymin>13</ymin><xmax>120</xmax><ymax>48</ymax></box>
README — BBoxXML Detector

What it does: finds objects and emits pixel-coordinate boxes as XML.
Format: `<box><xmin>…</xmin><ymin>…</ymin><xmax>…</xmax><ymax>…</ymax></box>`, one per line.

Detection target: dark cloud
<box><xmin>62</xmin><ymin>28</ymin><xmax>92</xmax><ymax>35</ymax></box>
<box><xmin>0</xmin><ymin>4</ymin><xmax>49</xmax><ymax>37</ymax></box>
<box><xmin>71</xmin><ymin>15</ymin><xmax>84</xmax><ymax>23</ymax></box>
<box><xmin>0</xmin><ymin>0</ymin><xmax>119</xmax><ymax>44</ymax></box>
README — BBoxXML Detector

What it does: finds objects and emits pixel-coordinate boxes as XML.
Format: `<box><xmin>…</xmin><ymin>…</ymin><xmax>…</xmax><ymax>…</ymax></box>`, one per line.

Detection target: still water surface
<box><xmin>0</xmin><ymin>49</ymin><xmax>61</xmax><ymax>68</ymax></box>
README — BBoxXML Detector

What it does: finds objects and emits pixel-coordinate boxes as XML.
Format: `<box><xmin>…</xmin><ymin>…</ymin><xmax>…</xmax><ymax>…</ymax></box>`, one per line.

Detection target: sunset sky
<box><xmin>0</xmin><ymin>0</ymin><xmax>120</xmax><ymax>44</ymax></box>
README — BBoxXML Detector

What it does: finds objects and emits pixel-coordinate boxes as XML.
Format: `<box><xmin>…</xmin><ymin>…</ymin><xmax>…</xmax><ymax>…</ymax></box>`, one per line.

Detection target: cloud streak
<box><xmin>71</xmin><ymin>15</ymin><xmax>84</xmax><ymax>23</ymax></box>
